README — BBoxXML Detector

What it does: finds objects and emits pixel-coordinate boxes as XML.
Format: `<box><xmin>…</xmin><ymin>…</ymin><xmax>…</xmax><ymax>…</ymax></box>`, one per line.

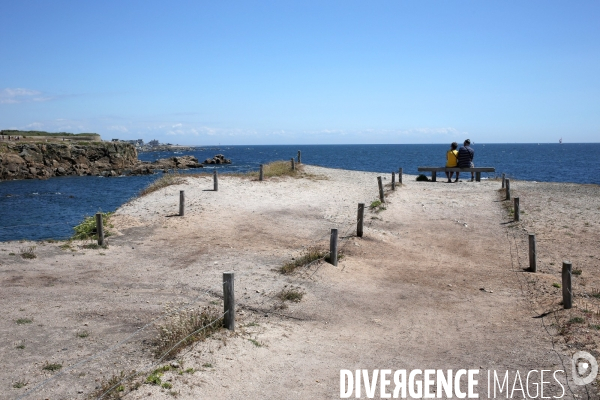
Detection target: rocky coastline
<box><xmin>0</xmin><ymin>142</ymin><xmax>218</xmax><ymax>181</ymax></box>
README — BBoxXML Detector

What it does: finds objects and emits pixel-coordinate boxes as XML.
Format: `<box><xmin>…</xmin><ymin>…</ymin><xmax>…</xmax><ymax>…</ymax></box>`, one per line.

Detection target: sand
<box><xmin>1</xmin><ymin>165</ymin><xmax>599</xmax><ymax>399</ymax></box>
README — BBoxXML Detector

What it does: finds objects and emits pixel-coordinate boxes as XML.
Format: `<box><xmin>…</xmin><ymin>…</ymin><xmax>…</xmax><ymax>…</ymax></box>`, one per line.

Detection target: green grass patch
<box><xmin>248</xmin><ymin>338</ymin><xmax>263</xmax><ymax>347</ymax></box>
<box><xmin>279</xmin><ymin>247</ymin><xmax>327</xmax><ymax>274</ymax></box>
<box><xmin>16</xmin><ymin>318</ymin><xmax>32</xmax><ymax>325</ymax></box>
<box><xmin>140</xmin><ymin>172</ymin><xmax>186</xmax><ymax>197</ymax></box>
<box><xmin>572</xmin><ymin>268</ymin><xmax>582</xmax><ymax>276</ymax></box>
<box><xmin>569</xmin><ymin>317</ymin><xmax>585</xmax><ymax>324</ymax></box>
<box><xmin>72</xmin><ymin>212</ymin><xmax>113</xmax><ymax>240</ymax></box>
<box><xmin>552</xmin><ymin>283</ymin><xmax>561</xmax><ymax>288</ymax></box>
<box><xmin>13</xmin><ymin>381</ymin><xmax>27</xmax><ymax>389</ymax></box>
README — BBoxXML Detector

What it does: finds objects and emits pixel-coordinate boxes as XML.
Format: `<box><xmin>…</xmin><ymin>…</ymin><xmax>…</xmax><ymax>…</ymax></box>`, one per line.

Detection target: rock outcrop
<box><xmin>203</xmin><ymin>154</ymin><xmax>231</xmax><ymax>164</ymax></box>
<box><xmin>0</xmin><ymin>143</ymin><xmax>225</xmax><ymax>181</ymax></box>
<box><xmin>0</xmin><ymin>142</ymin><xmax>139</xmax><ymax>180</ymax></box>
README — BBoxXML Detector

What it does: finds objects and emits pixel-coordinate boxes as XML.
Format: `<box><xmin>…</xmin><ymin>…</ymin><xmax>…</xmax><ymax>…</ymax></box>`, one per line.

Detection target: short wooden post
<box><xmin>259</xmin><ymin>164</ymin><xmax>264</xmax><ymax>181</ymax></box>
<box><xmin>329</xmin><ymin>229</ymin><xmax>338</xmax><ymax>266</ymax></box>
<box><xmin>357</xmin><ymin>203</ymin><xmax>365</xmax><ymax>237</ymax></box>
<box><xmin>179</xmin><ymin>190</ymin><xmax>185</xmax><ymax>216</ymax></box>
<box><xmin>95</xmin><ymin>213</ymin><xmax>104</xmax><ymax>246</ymax></box>
<box><xmin>432</xmin><ymin>171</ymin><xmax>437</xmax><ymax>182</ymax></box>
<box><xmin>377</xmin><ymin>177</ymin><xmax>385</xmax><ymax>203</ymax></box>
<box><xmin>505</xmin><ymin>179</ymin><xmax>511</xmax><ymax>200</ymax></box>
<box><xmin>528</xmin><ymin>234</ymin><xmax>536</xmax><ymax>272</ymax></box>
<box><xmin>398</xmin><ymin>168</ymin><xmax>403</xmax><ymax>185</ymax></box>
<box><xmin>392</xmin><ymin>172</ymin><xmax>396</xmax><ymax>190</ymax></box>
<box><xmin>223</xmin><ymin>272</ymin><xmax>235</xmax><ymax>331</ymax></box>
<box><xmin>291</xmin><ymin>158</ymin><xmax>295</xmax><ymax>171</ymax></box>
<box><xmin>562</xmin><ymin>261</ymin><xmax>572</xmax><ymax>309</ymax></box>
<box><xmin>501</xmin><ymin>173</ymin><xmax>506</xmax><ymax>188</ymax></box>
<box><xmin>514</xmin><ymin>197</ymin><xmax>520</xmax><ymax>221</ymax></box>
<box><xmin>476</xmin><ymin>171</ymin><xmax>481</xmax><ymax>182</ymax></box>
<box><xmin>213</xmin><ymin>170</ymin><xmax>218</xmax><ymax>191</ymax></box>
<box><xmin>297</xmin><ymin>150</ymin><xmax>301</xmax><ymax>164</ymax></box>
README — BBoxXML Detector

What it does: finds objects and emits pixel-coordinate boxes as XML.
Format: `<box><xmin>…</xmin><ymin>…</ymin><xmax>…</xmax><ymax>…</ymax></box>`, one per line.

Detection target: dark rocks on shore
<box><xmin>203</xmin><ymin>154</ymin><xmax>231</xmax><ymax>164</ymax></box>
<box><xmin>0</xmin><ymin>143</ymin><xmax>231</xmax><ymax>181</ymax></box>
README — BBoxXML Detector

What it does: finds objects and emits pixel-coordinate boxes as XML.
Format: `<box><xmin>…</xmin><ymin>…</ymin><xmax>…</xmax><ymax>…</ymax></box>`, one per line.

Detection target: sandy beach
<box><xmin>1</xmin><ymin>165</ymin><xmax>599</xmax><ymax>399</ymax></box>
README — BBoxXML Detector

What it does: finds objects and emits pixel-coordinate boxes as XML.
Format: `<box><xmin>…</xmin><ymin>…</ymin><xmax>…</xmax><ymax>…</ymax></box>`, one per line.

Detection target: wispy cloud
<box><xmin>0</xmin><ymin>88</ymin><xmax>55</xmax><ymax>104</ymax></box>
<box><xmin>108</xmin><ymin>125</ymin><xmax>129</xmax><ymax>133</ymax></box>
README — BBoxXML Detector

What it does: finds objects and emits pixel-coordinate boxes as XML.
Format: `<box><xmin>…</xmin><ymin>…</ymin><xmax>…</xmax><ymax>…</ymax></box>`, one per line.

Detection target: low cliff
<box><xmin>0</xmin><ymin>142</ymin><xmax>139</xmax><ymax>180</ymax></box>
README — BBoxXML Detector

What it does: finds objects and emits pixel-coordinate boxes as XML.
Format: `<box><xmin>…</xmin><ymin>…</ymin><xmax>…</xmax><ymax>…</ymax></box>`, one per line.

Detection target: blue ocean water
<box><xmin>1</xmin><ymin>143</ymin><xmax>599</xmax><ymax>242</ymax></box>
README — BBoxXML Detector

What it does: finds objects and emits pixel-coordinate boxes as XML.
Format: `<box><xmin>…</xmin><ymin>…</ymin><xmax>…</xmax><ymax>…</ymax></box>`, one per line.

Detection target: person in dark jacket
<box><xmin>455</xmin><ymin>139</ymin><xmax>474</xmax><ymax>182</ymax></box>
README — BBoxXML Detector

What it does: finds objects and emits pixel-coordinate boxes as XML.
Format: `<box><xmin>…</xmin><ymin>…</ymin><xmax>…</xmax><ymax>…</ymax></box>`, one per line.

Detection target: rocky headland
<box><xmin>0</xmin><ymin>142</ymin><xmax>209</xmax><ymax>181</ymax></box>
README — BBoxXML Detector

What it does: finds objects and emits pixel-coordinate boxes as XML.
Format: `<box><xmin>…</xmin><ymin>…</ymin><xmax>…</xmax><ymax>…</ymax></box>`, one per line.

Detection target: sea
<box><xmin>1</xmin><ymin>143</ymin><xmax>599</xmax><ymax>242</ymax></box>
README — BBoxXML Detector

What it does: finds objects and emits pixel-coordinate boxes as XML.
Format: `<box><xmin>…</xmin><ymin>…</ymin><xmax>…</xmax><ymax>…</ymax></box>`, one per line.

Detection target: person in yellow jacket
<box><xmin>445</xmin><ymin>142</ymin><xmax>459</xmax><ymax>182</ymax></box>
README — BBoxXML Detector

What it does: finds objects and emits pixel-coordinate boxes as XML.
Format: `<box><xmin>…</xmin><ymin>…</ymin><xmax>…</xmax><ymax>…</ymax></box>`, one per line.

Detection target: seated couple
<box><xmin>445</xmin><ymin>139</ymin><xmax>475</xmax><ymax>183</ymax></box>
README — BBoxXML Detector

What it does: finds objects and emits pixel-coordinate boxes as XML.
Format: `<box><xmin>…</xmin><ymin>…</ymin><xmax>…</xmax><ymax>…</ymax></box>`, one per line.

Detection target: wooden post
<box><xmin>562</xmin><ymin>261</ymin><xmax>572</xmax><ymax>309</ymax></box>
<box><xmin>259</xmin><ymin>164</ymin><xmax>264</xmax><ymax>181</ymax></box>
<box><xmin>502</xmin><ymin>173</ymin><xmax>506</xmax><ymax>188</ymax></box>
<box><xmin>505</xmin><ymin>179</ymin><xmax>511</xmax><ymax>200</ymax></box>
<box><xmin>95</xmin><ymin>213</ymin><xmax>104</xmax><ymax>246</ymax></box>
<box><xmin>514</xmin><ymin>197</ymin><xmax>520</xmax><ymax>221</ymax></box>
<box><xmin>377</xmin><ymin>177</ymin><xmax>385</xmax><ymax>203</ymax></box>
<box><xmin>528</xmin><ymin>234</ymin><xmax>536</xmax><ymax>272</ymax></box>
<box><xmin>213</xmin><ymin>170</ymin><xmax>218</xmax><ymax>191</ymax></box>
<box><xmin>329</xmin><ymin>229</ymin><xmax>338</xmax><ymax>266</ymax></box>
<box><xmin>476</xmin><ymin>171</ymin><xmax>481</xmax><ymax>182</ymax></box>
<box><xmin>297</xmin><ymin>150</ymin><xmax>301</xmax><ymax>164</ymax></box>
<box><xmin>357</xmin><ymin>203</ymin><xmax>365</xmax><ymax>238</ymax></box>
<box><xmin>179</xmin><ymin>190</ymin><xmax>185</xmax><ymax>216</ymax></box>
<box><xmin>399</xmin><ymin>168</ymin><xmax>403</xmax><ymax>185</ymax></box>
<box><xmin>223</xmin><ymin>272</ymin><xmax>235</xmax><ymax>331</ymax></box>
<box><xmin>392</xmin><ymin>172</ymin><xmax>396</xmax><ymax>190</ymax></box>
<box><xmin>291</xmin><ymin>158</ymin><xmax>295</xmax><ymax>171</ymax></box>
<box><xmin>432</xmin><ymin>171</ymin><xmax>437</xmax><ymax>182</ymax></box>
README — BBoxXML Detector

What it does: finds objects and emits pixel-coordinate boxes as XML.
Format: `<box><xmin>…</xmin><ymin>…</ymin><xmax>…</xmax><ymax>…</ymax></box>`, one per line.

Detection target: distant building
<box><xmin>148</xmin><ymin>139</ymin><xmax>160</xmax><ymax>147</ymax></box>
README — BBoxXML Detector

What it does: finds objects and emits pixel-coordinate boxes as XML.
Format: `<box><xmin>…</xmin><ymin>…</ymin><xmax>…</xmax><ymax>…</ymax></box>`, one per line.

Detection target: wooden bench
<box><xmin>417</xmin><ymin>167</ymin><xmax>495</xmax><ymax>182</ymax></box>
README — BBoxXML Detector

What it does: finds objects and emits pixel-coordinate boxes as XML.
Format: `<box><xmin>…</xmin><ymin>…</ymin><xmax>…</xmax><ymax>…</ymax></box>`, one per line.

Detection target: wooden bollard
<box><xmin>377</xmin><ymin>176</ymin><xmax>385</xmax><ymax>203</ymax></box>
<box><xmin>179</xmin><ymin>190</ymin><xmax>185</xmax><ymax>216</ymax></box>
<box><xmin>528</xmin><ymin>234</ymin><xmax>536</xmax><ymax>272</ymax></box>
<box><xmin>259</xmin><ymin>164</ymin><xmax>264</xmax><ymax>181</ymax></box>
<box><xmin>213</xmin><ymin>170</ymin><xmax>218</xmax><ymax>191</ymax></box>
<box><xmin>514</xmin><ymin>197</ymin><xmax>520</xmax><ymax>221</ymax></box>
<box><xmin>298</xmin><ymin>150</ymin><xmax>301</xmax><ymax>164</ymax></box>
<box><xmin>329</xmin><ymin>228</ymin><xmax>338</xmax><ymax>266</ymax></box>
<box><xmin>291</xmin><ymin>158</ymin><xmax>295</xmax><ymax>171</ymax></box>
<box><xmin>502</xmin><ymin>173</ymin><xmax>506</xmax><ymax>188</ymax></box>
<box><xmin>95</xmin><ymin>213</ymin><xmax>104</xmax><ymax>246</ymax></box>
<box><xmin>223</xmin><ymin>272</ymin><xmax>235</xmax><ymax>331</ymax></box>
<box><xmin>562</xmin><ymin>261</ymin><xmax>572</xmax><ymax>309</ymax></box>
<box><xmin>505</xmin><ymin>179</ymin><xmax>511</xmax><ymax>200</ymax></box>
<box><xmin>399</xmin><ymin>168</ymin><xmax>403</xmax><ymax>185</ymax></box>
<box><xmin>392</xmin><ymin>172</ymin><xmax>396</xmax><ymax>190</ymax></box>
<box><xmin>357</xmin><ymin>203</ymin><xmax>365</xmax><ymax>237</ymax></box>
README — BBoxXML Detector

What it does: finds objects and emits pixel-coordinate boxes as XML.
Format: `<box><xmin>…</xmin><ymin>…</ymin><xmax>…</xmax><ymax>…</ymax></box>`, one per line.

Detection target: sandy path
<box><xmin>1</xmin><ymin>166</ymin><xmax>595</xmax><ymax>399</ymax></box>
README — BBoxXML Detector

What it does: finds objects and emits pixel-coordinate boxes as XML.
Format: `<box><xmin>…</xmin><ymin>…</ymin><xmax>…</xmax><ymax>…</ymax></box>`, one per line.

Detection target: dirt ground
<box><xmin>1</xmin><ymin>166</ymin><xmax>599</xmax><ymax>399</ymax></box>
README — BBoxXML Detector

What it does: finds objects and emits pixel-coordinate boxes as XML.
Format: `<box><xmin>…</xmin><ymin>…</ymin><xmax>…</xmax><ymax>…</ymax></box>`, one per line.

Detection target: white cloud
<box><xmin>108</xmin><ymin>125</ymin><xmax>129</xmax><ymax>132</ymax></box>
<box><xmin>0</xmin><ymin>88</ymin><xmax>54</xmax><ymax>104</ymax></box>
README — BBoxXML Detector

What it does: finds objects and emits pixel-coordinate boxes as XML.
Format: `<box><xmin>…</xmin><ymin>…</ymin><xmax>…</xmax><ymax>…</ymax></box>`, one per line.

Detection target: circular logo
<box><xmin>572</xmin><ymin>351</ymin><xmax>598</xmax><ymax>385</ymax></box>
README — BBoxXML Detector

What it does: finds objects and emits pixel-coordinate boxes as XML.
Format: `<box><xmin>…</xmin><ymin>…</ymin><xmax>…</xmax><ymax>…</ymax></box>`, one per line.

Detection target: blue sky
<box><xmin>1</xmin><ymin>1</ymin><xmax>599</xmax><ymax>145</ymax></box>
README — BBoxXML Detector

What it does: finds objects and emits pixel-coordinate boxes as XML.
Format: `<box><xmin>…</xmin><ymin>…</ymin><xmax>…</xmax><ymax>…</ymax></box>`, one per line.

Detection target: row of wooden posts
<box><xmin>501</xmin><ymin>174</ymin><xmax>573</xmax><ymax>309</ymax></box>
<box><xmin>93</xmin><ymin>163</ymin><xmax>574</xmax><ymax>331</ymax></box>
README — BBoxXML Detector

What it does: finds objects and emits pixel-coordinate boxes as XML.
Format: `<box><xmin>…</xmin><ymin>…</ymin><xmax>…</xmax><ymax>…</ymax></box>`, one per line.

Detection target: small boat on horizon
<box><xmin>559</xmin><ymin>137</ymin><xmax>563</xmax><ymax>144</ymax></box>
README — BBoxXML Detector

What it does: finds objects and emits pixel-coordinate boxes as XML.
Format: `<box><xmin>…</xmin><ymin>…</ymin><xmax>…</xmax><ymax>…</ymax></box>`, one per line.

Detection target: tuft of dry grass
<box><xmin>89</xmin><ymin>370</ymin><xmax>137</xmax><ymax>400</ymax></box>
<box><xmin>279</xmin><ymin>247</ymin><xmax>327</xmax><ymax>274</ymax></box>
<box><xmin>140</xmin><ymin>172</ymin><xmax>186</xmax><ymax>197</ymax></box>
<box><xmin>20</xmin><ymin>246</ymin><xmax>36</xmax><ymax>259</ymax></box>
<box><xmin>246</xmin><ymin>160</ymin><xmax>299</xmax><ymax>179</ymax></box>
<box><xmin>154</xmin><ymin>305</ymin><xmax>223</xmax><ymax>359</ymax></box>
<box><xmin>277</xmin><ymin>287</ymin><xmax>304</xmax><ymax>302</ymax></box>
